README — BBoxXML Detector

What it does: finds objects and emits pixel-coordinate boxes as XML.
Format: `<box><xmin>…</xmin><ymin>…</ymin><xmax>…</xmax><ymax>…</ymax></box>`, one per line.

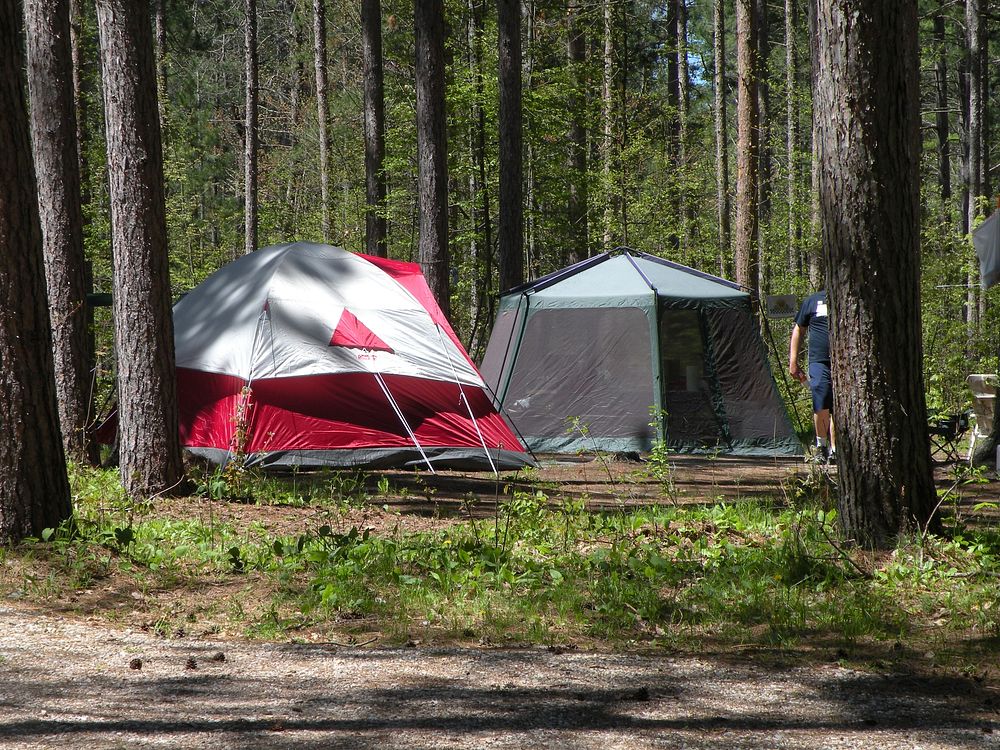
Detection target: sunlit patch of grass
<box><xmin>4</xmin><ymin>463</ymin><xmax>999</xmax><ymax>669</ymax></box>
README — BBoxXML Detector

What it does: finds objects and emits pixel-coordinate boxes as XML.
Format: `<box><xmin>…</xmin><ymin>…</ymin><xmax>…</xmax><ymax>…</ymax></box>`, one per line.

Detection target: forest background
<box><xmin>7</xmin><ymin>0</ymin><xmax>1000</xmax><ymax>656</ymax></box>
<box><xmin>61</xmin><ymin>0</ymin><xmax>995</xmax><ymax>418</ymax></box>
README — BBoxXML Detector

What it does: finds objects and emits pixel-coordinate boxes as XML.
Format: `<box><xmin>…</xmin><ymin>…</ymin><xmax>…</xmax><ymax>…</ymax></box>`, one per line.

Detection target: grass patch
<box><xmin>3</xmin><ymin>463</ymin><xmax>1000</xmax><ymax>669</ymax></box>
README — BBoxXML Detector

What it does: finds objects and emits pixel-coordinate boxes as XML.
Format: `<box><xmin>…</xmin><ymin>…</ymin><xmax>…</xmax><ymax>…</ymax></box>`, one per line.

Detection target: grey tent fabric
<box><xmin>974</xmin><ymin>211</ymin><xmax>1000</xmax><ymax>290</ymax></box>
<box><xmin>480</xmin><ymin>250</ymin><xmax>802</xmax><ymax>456</ymax></box>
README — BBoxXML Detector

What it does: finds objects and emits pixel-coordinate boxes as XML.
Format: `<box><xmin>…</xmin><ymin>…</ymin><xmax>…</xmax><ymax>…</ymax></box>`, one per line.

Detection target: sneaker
<box><xmin>827</xmin><ymin>449</ymin><xmax>837</xmax><ymax>465</ymax></box>
<box><xmin>811</xmin><ymin>445</ymin><xmax>829</xmax><ymax>464</ymax></box>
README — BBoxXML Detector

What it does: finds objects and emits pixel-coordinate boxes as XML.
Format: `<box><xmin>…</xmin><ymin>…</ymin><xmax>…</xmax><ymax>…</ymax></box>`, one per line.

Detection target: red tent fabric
<box><xmin>170</xmin><ymin>242</ymin><xmax>532</xmax><ymax>471</ymax></box>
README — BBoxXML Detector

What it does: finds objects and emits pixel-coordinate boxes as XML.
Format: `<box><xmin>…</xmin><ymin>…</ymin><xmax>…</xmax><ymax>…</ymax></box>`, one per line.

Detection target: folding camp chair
<box><xmin>928</xmin><ymin>410</ymin><xmax>971</xmax><ymax>463</ymax></box>
<box><xmin>967</xmin><ymin>374</ymin><xmax>998</xmax><ymax>461</ymax></box>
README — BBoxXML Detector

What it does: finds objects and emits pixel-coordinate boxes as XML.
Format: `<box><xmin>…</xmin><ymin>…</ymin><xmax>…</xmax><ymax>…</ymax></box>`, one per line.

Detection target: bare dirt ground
<box><xmin>2</xmin><ymin>601</ymin><xmax>999</xmax><ymax>750</ymax></box>
<box><xmin>2</xmin><ymin>454</ymin><xmax>1000</xmax><ymax>749</ymax></box>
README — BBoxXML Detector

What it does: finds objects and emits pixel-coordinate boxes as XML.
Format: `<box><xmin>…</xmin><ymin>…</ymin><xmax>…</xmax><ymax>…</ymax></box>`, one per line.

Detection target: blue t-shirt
<box><xmin>795</xmin><ymin>291</ymin><xmax>829</xmax><ymax>364</ymax></box>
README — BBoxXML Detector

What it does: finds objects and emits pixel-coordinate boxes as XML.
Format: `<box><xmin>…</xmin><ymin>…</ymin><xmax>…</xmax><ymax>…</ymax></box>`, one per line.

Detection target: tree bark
<box><xmin>95</xmin><ymin>0</ymin><xmax>185</xmax><ymax>499</ymax></box>
<box><xmin>734</xmin><ymin>0</ymin><xmax>760</xmax><ymax>305</ymax></box>
<box><xmin>666</xmin><ymin>0</ymin><xmax>680</xmax><ymax>254</ymax></box>
<box><xmin>468</xmin><ymin>0</ymin><xmax>492</xmax><ymax>348</ymax></box>
<box><xmin>497</xmin><ymin>0</ymin><xmax>523</xmax><ymax>292</ymax></box>
<box><xmin>806</xmin><ymin>0</ymin><xmax>822</xmax><ymax>287</ymax></box>
<box><xmin>714</xmin><ymin>0</ymin><xmax>730</xmax><ymax>277</ymax></box>
<box><xmin>677</xmin><ymin>0</ymin><xmax>690</xmax><ymax>258</ymax></box>
<box><xmin>814</xmin><ymin>0</ymin><xmax>937</xmax><ymax>547</ymax></box>
<box><xmin>0</xmin><ymin>0</ymin><xmax>73</xmax><ymax>543</ymax></box>
<box><xmin>414</xmin><ymin>0</ymin><xmax>450</xmax><ymax>316</ymax></box>
<box><xmin>284</xmin><ymin>2</ymin><xmax>305</xmax><ymax>230</ymax></box>
<box><xmin>566</xmin><ymin>0</ymin><xmax>588</xmax><ymax>265</ymax></box>
<box><xmin>755</xmin><ymin>0</ymin><xmax>772</xmax><ymax>265</ymax></box>
<box><xmin>70</xmin><ymin>0</ymin><xmax>88</xmax><ymax>194</ymax></box>
<box><xmin>601</xmin><ymin>0</ymin><xmax>614</xmax><ymax>251</ymax></box>
<box><xmin>313</xmin><ymin>0</ymin><xmax>330</xmax><ymax>241</ymax></box>
<box><xmin>25</xmin><ymin>0</ymin><xmax>94</xmax><ymax>464</ymax></box>
<box><xmin>966</xmin><ymin>0</ymin><xmax>982</xmax><ymax>338</ymax></box>
<box><xmin>786</xmin><ymin>0</ymin><xmax>799</xmax><ymax>276</ymax></box>
<box><xmin>244</xmin><ymin>0</ymin><xmax>258</xmax><ymax>255</ymax></box>
<box><xmin>979</xmin><ymin>26</ymin><xmax>989</xmax><ymax>200</ymax></box>
<box><xmin>69</xmin><ymin>0</ymin><xmax>98</xmax><ymax>465</ymax></box>
<box><xmin>958</xmin><ymin>48</ymin><xmax>970</xmax><ymax>238</ymax></box>
<box><xmin>523</xmin><ymin>0</ymin><xmax>536</xmax><ymax>275</ymax></box>
<box><xmin>362</xmin><ymin>0</ymin><xmax>387</xmax><ymax>257</ymax></box>
<box><xmin>154</xmin><ymin>0</ymin><xmax>166</xmax><ymax>137</ymax></box>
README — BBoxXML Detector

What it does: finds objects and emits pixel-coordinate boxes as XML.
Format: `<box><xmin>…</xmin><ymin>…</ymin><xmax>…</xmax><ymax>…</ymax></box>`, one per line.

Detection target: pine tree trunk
<box><xmin>979</xmin><ymin>28</ymin><xmax>989</xmax><ymax>200</ymax></box>
<box><xmin>814</xmin><ymin>0</ymin><xmax>937</xmax><ymax>547</ymax></box>
<box><xmin>468</xmin><ymin>0</ymin><xmax>492</xmax><ymax>346</ymax></box>
<box><xmin>979</xmin><ymin>56</ymin><xmax>988</xmax><ymax>342</ymax></box>
<box><xmin>284</xmin><ymin>4</ymin><xmax>304</xmax><ymax>228</ymax></box>
<box><xmin>497</xmin><ymin>0</ymin><xmax>523</xmax><ymax>292</ymax></box>
<box><xmin>677</xmin><ymin>0</ymin><xmax>690</xmax><ymax>258</ymax></box>
<box><xmin>958</xmin><ymin>53</ymin><xmax>970</xmax><ymax>238</ymax></box>
<box><xmin>755</xmin><ymin>0</ymin><xmax>772</xmax><ymax>273</ymax></box>
<box><xmin>313</xmin><ymin>0</ymin><xmax>330</xmax><ymax>241</ymax></box>
<box><xmin>0</xmin><ymin>0</ymin><xmax>72</xmax><ymax>543</ymax></box>
<box><xmin>806</xmin><ymin>0</ymin><xmax>822</xmax><ymax>287</ymax></box>
<box><xmin>966</xmin><ymin>0</ymin><xmax>982</xmax><ymax>340</ymax></box>
<box><xmin>414</xmin><ymin>0</ymin><xmax>450</xmax><ymax>316</ymax></box>
<box><xmin>244</xmin><ymin>0</ymin><xmax>258</xmax><ymax>255</ymax></box>
<box><xmin>154</xmin><ymin>0</ymin><xmax>166</xmax><ymax>136</ymax></box>
<box><xmin>95</xmin><ymin>0</ymin><xmax>185</xmax><ymax>499</ymax></box>
<box><xmin>69</xmin><ymin>0</ymin><xmax>97</xmax><ymax>451</ymax></box>
<box><xmin>666</xmin><ymin>0</ymin><xmax>680</xmax><ymax>254</ymax></box>
<box><xmin>786</xmin><ymin>0</ymin><xmax>799</xmax><ymax>277</ymax></box>
<box><xmin>933</xmin><ymin>6</ymin><xmax>950</xmax><ymax>203</ymax></box>
<box><xmin>566</xmin><ymin>0</ymin><xmax>588</xmax><ymax>265</ymax></box>
<box><xmin>735</xmin><ymin>0</ymin><xmax>760</xmax><ymax>305</ymax></box>
<box><xmin>70</xmin><ymin>0</ymin><xmax>88</xmax><ymax>195</ymax></box>
<box><xmin>524</xmin><ymin>0</ymin><xmax>537</xmax><ymax>275</ymax></box>
<box><xmin>362</xmin><ymin>0</ymin><xmax>387</xmax><ymax>257</ymax></box>
<box><xmin>25</xmin><ymin>0</ymin><xmax>94</xmax><ymax>465</ymax></box>
<box><xmin>601</xmin><ymin>0</ymin><xmax>613</xmax><ymax>251</ymax></box>
<box><xmin>714</xmin><ymin>0</ymin><xmax>730</xmax><ymax>277</ymax></box>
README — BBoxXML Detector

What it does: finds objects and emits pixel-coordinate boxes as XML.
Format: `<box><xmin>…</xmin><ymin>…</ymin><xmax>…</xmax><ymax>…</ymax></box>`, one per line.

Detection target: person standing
<box><xmin>789</xmin><ymin>290</ymin><xmax>835</xmax><ymax>463</ymax></box>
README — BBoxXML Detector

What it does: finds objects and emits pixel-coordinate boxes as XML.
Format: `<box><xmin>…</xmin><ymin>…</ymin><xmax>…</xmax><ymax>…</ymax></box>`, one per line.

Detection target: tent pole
<box><xmin>496</xmin><ymin>292</ymin><xmax>530</xmax><ymax>407</ymax></box>
<box><xmin>373</xmin><ymin>372</ymin><xmax>436</xmax><ymax>473</ymax></box>
<box><xmin>434</xmin><ymin>325</ymin><xmax>499</xmax><ymax>476</ymax></box>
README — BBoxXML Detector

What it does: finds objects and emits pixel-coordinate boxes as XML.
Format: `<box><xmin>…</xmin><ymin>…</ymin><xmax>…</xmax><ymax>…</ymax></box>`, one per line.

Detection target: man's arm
<box><xmin>789</xmin><ymin>324</ymin><xmax>807</xmax><ymax>383</ymax></box>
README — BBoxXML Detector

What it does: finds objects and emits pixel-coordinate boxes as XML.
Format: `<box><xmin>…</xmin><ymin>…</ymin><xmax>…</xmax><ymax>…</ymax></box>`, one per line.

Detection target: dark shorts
<box><xmin>808</xmin><ymin>362</ymin><xmax>833</xmax><ymax>412</ymax></box>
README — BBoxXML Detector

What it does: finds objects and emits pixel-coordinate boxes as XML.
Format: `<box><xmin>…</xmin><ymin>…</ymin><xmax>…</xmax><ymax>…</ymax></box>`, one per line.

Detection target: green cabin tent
<box><xmin>479</xmin><ymin>250</ymin><xmax>802</xmax><ymax>456</ymax></box>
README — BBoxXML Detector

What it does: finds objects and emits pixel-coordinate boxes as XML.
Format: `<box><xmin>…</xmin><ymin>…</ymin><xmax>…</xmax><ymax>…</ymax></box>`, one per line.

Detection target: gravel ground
<box><xmin>1</xmin><ymin>603</ymin><xmax>998</xmax><ymax>749</ymax></box>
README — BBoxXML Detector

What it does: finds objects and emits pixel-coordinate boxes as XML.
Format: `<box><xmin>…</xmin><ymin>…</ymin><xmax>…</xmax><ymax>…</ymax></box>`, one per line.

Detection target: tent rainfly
<box><xmin>479</xmin><ymin>249</ymin><xmax>802</xmax><ymax>456</ymax></box>
<box><xmin>173</xmin><ymin>242</ymin><xmax>533</xmax><ymax>471</ymax></box>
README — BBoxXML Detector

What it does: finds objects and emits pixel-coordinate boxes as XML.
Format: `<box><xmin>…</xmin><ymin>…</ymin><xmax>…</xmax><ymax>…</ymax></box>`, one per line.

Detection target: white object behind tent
<box><xmin>974</xmin><ymin>210</ymin><xmax>1000</xmax><ymax>290</ymax></box>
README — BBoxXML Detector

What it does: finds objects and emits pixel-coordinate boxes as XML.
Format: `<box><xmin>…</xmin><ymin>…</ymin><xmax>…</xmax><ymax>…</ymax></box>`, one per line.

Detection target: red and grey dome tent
<box><xmin>173</xmin><ymin>242</ymin><xmax>532</xmax><ymax>471</ymax></box>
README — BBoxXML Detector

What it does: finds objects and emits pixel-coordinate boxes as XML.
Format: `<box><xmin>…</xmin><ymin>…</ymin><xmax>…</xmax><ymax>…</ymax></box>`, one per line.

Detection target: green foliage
<box><xmin>11</xmin><ymin>464</ymin><xmax>1000</xmax><ymax>657</ymax></box>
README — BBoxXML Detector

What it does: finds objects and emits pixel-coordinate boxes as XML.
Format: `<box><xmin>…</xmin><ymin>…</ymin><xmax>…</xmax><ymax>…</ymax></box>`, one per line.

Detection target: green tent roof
<box><xmin>504</xmin><ymin>250</ymin><xmax>748</xmax><ymax>308</ymax></box>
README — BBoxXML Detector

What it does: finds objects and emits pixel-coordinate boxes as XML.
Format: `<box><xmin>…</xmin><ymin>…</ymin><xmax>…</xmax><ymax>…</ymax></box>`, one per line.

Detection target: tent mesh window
<box><xmin>501</xmin><ymin>307</ymin><xmax>655</xmax><ymax>442</ymax></box>
<box><xmin>479</xmin><ymin>306</ymin><xmax>521</xmax><ymax>392</ymax></box>
<box><xmin>659</xmin><ymin>309</ymin><xmax>724</xmax><ymax>446</ymax></box>
<box><xmin>707</xmin><ymin>307</ymin><xmax>794</xmax><ymax>446</ymax></box>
